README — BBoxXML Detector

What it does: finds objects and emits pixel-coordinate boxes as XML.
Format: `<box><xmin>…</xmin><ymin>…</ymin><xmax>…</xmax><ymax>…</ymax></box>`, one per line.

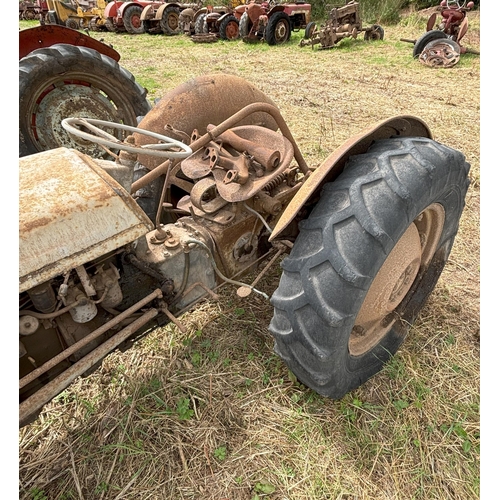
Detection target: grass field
<box><xmin>18</xmin><ymin>8</ymin><xmax>480</xmax><ymax>500</ymax></box>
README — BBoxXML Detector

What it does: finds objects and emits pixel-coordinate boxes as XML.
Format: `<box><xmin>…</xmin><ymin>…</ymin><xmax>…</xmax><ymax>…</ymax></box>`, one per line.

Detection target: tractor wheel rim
<box><xmin>349</xmin><ymin>203</ymin><xmax>445</xmax><ymax>356</ymax></box>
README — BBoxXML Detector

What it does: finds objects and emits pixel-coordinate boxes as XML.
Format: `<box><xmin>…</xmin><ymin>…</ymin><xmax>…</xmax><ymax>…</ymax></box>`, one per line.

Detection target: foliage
<box><xmin>311</xmin><ymin>0</ymin><xmax>479</xmax><ymax>25</ymax></box>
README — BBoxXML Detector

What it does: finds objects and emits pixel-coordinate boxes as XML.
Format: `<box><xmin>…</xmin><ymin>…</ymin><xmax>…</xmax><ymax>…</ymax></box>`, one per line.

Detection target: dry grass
<box><xmin>19</xmin><ymin>9</ymin><xmax>480</xmax><ymax>500</ymax></box>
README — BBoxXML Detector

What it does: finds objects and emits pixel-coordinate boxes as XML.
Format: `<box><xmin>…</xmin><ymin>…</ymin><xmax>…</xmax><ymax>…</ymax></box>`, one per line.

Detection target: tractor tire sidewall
<box><xmin>19</xmin><ymin>44</ymin><xmax>151</xmax><ymax>157</ymax></box>
<box><xmin>123</xmin><ymin>5</ymin><xmax>144</xmax><ymax>34</ymax></box>
<box><xmin>105</xmin><ymin>18</ymin><xmax>116</xmax><ymax>31</ymax></box>
<box><xmin>265</xmin><ymin>11</ymin><xmax>291</xmax><ymax>45</ymax></box>
<box><xmin>304</xmin><ymin>21</ymin><xmax>316</xmax><ymax>39</ymax></box>
<box><xmin>238</xmin><ymin>11</ymin><xmax>250</xmax><ymax>39</ymax></box>
<box><xmin>219</xmin><ymin>14</ymin><xmax>239</xmax><ymax>40</ymax></box>
<box><xmin>269</xmin><ymin>137</ymin><xmax>470</xmax><ymax>399</ymax></box>
<box><xmin>413</xmin><ymin>29</ymin><xmax>448</xmax><ymax>57</ymax></box>
<box><xmin>194</xmin><ymin>13</ymin><xmax>207</xmax><ymax>34</ymax></box>
<box><xmin>65</xmin><ymin>18</ymin><xmax>79</xmax><ymax>30</ymax></box>
<box><xmin>161</xmin><ymin>6</ymin><xmax>180</xmax><ymax>35</ymax></box>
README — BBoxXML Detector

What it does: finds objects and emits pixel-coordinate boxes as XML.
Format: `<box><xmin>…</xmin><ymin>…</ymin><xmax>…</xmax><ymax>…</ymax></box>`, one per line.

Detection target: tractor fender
<box><xmin>216</xmin><ymin>12</ymin><xmax>231</xmax><ymax>24</ymax></box>
<box><xmin>270</xmin><ymin>116</ymin><xmax>432</xmax><ymax>241</ymax></box>
<box><xmin>103</xmin><ymin>1</ymin><xmax>121</xmax><ymax>18</ymax></box>
<box><xmin>19</xmin><ymin>24</ymin><xmax>120</xmax><ymax>61</ymax></box>
<box><xmin>118</xmin><ymin>2</ymin><xmax>143</xmax><ymax>17</ymax></box>
<box><xmin>268</xmin><ymin>5</ymin><xmax>286</xmax><ymax>16</ymax></box>
<box><xmin>155</xmin><ymin>3</ymin><xmax>182</xmax><ymax>20</ymax></box>
<box><xmin>234</xmin><ymin>4</ymin><xmax>246</xmax><ymax>16</ymax></box>
<box><xmin>193</xmin><ymin>7</ymin><xmax>208</xmax><ymax>22</ymax></box>
<box><xmin>140</xmin><ymin>4</ymin><xmax>156</xmax><ymax>21</ymax></box>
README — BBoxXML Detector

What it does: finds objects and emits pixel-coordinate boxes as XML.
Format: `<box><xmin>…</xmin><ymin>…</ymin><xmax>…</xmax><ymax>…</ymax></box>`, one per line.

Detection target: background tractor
<box><xmin>140</xmin><ymin>2</ymin><xmax>200</xmax><ymax>35</ymax></box>
<box><xmin>237</xmin><ymin>1</ymin><xmax>311</xmax><ymax>45</ymax></box>
<box><xmin>104</xmin><ymin>0</ymin><xmax>163</xmax><ymax>34</ymax></box>
<box><xmin>42</xmin><ymin>0</ymin><xmax>108</xmax><ymax>30</ymax></box>
<box><xmin>400</xmin><ymin>1</ymin><xmax>478</xmax><ymax>67</ymax></box>
<box><xmin>299</xmin><ymin>0</ymin><xmax>384</xmax><ymax>49</ymax></box>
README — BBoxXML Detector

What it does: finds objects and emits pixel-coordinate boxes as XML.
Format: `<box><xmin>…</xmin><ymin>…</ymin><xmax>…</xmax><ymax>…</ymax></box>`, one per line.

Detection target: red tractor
<box><xmin>236</xmin><ymin>1</ymin><xmax>311</xmax><ymax>45</ymax></box>
<box><xmin>191</xmin><ymin>4</ymin><xmax>243</xmax><ymax>41</ymax></box>
<box><xmin>104</xmin><ymin>0</ymin><xmax>164</xmax><ymax>34</ymax></box>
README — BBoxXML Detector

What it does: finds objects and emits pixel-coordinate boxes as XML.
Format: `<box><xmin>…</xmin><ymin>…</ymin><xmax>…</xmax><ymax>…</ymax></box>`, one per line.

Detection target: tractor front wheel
<box><xmin>265</xmin><ymin>12</ymin><xmax>291</xmax><ymax>45</ymax></box>
<box><xmin>269</xmin><ymin>136</ymin><xmax>470</xmax><ymax>399</ymax></box>
<box><xmin>219</xmin><ymin>15</ymin><xmax>239</xmax><ymax>40</ymax></box>
<box><xmin>65</xmin><ymin>18</ymin><xmax>79</xmax><ymax>30</ymax></box>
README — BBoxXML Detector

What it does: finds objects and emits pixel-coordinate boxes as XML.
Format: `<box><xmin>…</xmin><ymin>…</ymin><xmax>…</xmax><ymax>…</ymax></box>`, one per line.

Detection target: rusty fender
<box><xmin>270</xmin><ymin>115</ymin><xmax>432</xmax><ymax>241</ymax></box>
<box><xmin>19</xmin><ymin>24</ymin><xmax>120</xmax><ymax>61</ymax></box>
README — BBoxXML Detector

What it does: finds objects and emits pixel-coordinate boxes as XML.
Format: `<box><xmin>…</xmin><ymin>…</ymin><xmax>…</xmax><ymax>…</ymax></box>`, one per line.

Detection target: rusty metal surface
<box><xmin>20</xmin><ymin>289</ymin><xmax>163</xmax><ymax>390</ymax></box>
<box><xmin>270</xmin><ymin>116</ymin><xmax>432</xmax><ymax>241</ymax></box>
<box><xmin>134</xmin><ymin>74</ymin><xmax>280</xmax><ymax>172</ymax></box>
<box><xmin>19</xmin><ymin>148</ymin><xmax>154</xmax><ymax>292</ymax></box>
<box><xmin>19</xmin><ymin>24</ymin><xmax>120</xmax><ymax>61</ymax></box>
<box><xmin>181</xmin><ymin>125</ymin><xmax>294</xmax><ymax>202</ymax></box>
<box><xmin>19</xmin><ymin>307</ymin><xmax>159</xmax><ymax>427</ymax></box>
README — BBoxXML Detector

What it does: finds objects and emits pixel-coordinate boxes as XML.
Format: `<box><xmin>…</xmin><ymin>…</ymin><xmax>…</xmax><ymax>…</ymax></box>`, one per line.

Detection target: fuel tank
<box><xmin>19</xmin><ymin>148</ymin><xmax>154</xmax><ymax>292</ymax></box>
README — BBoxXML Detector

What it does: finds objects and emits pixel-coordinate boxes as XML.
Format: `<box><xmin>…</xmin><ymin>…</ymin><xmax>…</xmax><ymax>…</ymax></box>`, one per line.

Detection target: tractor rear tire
<box><xmin>161</xmin><ymin>5</ymin><xmax>181</xmax><ymax>35</ymax></box>
<box><xmin>219</xmin><ymin>14</ymin><xmax>239</xmax><ymax>40</ymax></box>
<box><xmin>265</xmin><ymin>11</ymin><xmax>291</xmax><ymax>45</ymax></box>
<box><xmin>123</xmin><ymin>5</ymin><xmax>144</xmax><ymax>34</ymax></box>
<box><xmin>19</xmin><ymin>44</ymin><xmax>151</xmax><ymax>158</ymax></box>
<box><xmin>413</xmin><ymin>29</ymin><xmax>447</xmax><ymax>57</ymax></box>
<box><xmin>269</xmin><ymin>137</ymin><xmax>470</xmax><ymax>400</ymax></box>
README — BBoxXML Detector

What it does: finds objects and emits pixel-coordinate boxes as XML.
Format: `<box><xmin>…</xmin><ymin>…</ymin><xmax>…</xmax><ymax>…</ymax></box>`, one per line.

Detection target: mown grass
<box><xmin>18</xmin><ymin>7</ymin><xmax>480</xmax><ymax>500</ymax></box>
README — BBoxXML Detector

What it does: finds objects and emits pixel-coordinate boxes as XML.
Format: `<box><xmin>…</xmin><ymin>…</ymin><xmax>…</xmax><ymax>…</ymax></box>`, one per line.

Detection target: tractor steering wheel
<box><xmin>446</xmin><ymin>0</ymin><xmax>467</xmax><ymax>9</ymax></box>
<box><xmin>61</xmin><ymin>118</ymin><xmax>193</xmax><ymax>159</ymax></box>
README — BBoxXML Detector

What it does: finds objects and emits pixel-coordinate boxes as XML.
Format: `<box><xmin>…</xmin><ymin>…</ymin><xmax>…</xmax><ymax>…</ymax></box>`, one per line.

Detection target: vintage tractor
<box><xmin>191</xmin><ymin>4</ymin><xmax>243</xmax><ymax>41</ymax></box>
<box><xmin>299</xmin><ymin>0</ymin><xmax>384</xmax><ymax>50</ymax></box>
<box><xmin>140</xmin><ymin>2</ymin><xmax>200</xmax><ymax>35</ymax></box>
<box><xmin>237</xmin><ymin>1</ymin><xmax>311</xmax><ymax>45</ymax></box>
<box><xmin>401</xmin><ymin>0</ymin><xmax>478</xmax><ymax>67</ymax></box>
<box><xmin>19</xmin><ymin>24</ymin><xmax>151</xmax><ymax>158</ymax></box>
<box><xmin>42</xmin><ymin>0</ymin><xmax>107</xmax><ymax>30</ymax></box>
<box><xmin>19</xmin><ymin>69</ymin><xmax>471</xmax><ymax>427</ymax></box>
<box><xmin>104</xmin><ymin>0</ymin><xmax>164</xmax><ymax>34</ymax></box>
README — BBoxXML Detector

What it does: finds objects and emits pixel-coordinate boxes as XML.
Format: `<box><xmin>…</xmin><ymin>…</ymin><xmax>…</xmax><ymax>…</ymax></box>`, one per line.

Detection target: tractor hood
<box><xmin>19</xmin><ymin>148</ymin><xmax>154</xmax><ymax>292</ymax></box>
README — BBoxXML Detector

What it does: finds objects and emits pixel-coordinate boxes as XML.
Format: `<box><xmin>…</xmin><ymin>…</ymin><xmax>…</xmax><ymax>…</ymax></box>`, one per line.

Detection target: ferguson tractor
<box><xmin>19</xmin><ymin>70</ymin><xmax>470</xmax><ymax>427</ymax></box>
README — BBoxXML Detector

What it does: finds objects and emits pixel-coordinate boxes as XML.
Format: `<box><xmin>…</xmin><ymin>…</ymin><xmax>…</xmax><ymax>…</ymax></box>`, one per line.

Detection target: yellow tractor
<box><xmin>44</xmin><ymin>0</ymin><xmax>108</xmax><ymax>31</ymax></box>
